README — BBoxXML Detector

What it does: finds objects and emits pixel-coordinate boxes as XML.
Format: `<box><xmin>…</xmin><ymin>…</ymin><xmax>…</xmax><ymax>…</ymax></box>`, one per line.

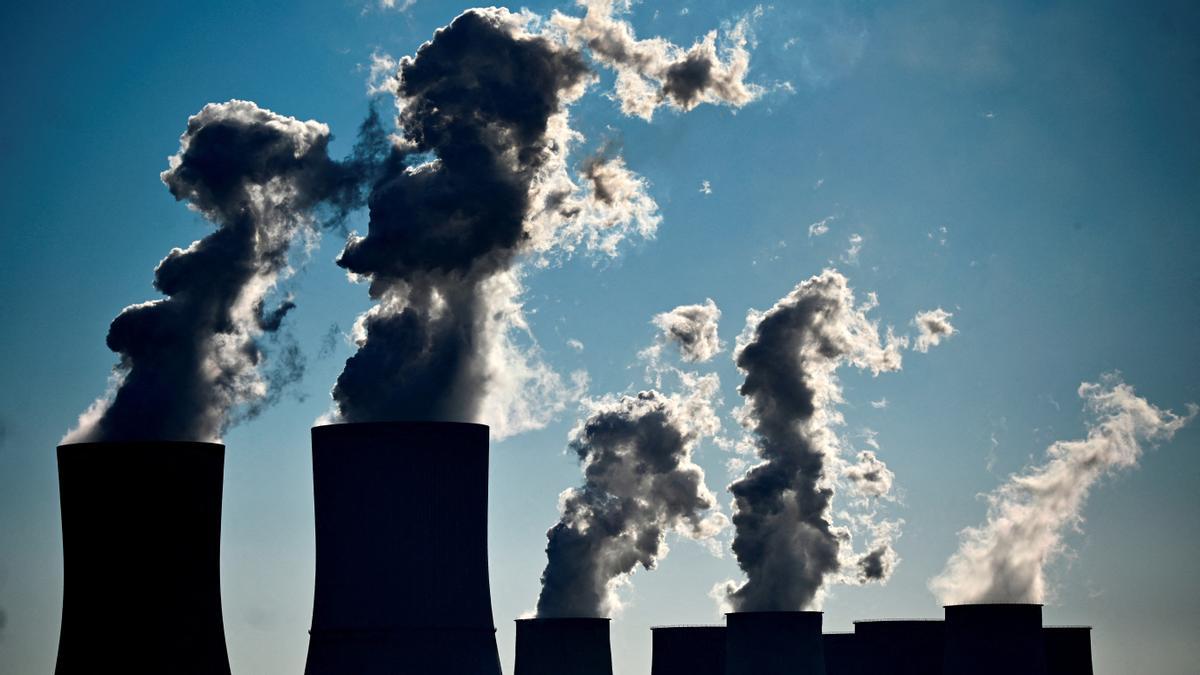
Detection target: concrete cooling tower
<box><xmin>514</xmin><ymin>617</ymin><xmax>613</xmax><ymax>675</ymax></box>
<box><xmin>942</xmin><ymin>604</ymin><xmax>1047</xmax><ymax>675</ymax></box>
<box><xmin>1044</xmin><ymin>626</ymin><xmax>1094</xmax><ymax>675</ymax></box>
<box><xmin>724</xmin><ymin>611</ymin><xmax>825</xmax><ymax>675</ymax></box>
<box><xmin>303</xmin><ymin>422</ymin><xmax>502</xmax><ymax>675</ymax></box>
<box><xmin>854</xmin><ymin>619</ymin><xmax>944</xmax><ymax>675</ymax></box>
<box><xmin>54</xmin><ymin>441</ymin><xmax>231</xmax><ymax>675</ymax></box>
<box><xmin>822</xmin><ymin>632</ymin><xmax>858</xmax><ymax>675</ymax></box>
<box><xmin>650</xmin><ymin>626</ymin><xmax>725</xmax><ymax>675</ymax></box>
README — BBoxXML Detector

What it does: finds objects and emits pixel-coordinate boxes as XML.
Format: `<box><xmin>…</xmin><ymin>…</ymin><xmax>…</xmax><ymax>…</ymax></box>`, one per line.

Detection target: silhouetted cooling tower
<box><xmin>55</xmin><ymin>441</ymin><xmax>231</xmax><ymax>675</ymax></box>
<box><xmin>304</xmin><ymin>422</ymin><xmax>502</xmax><ymax>675</ymax></box>
<box><xmin>854</xmin><ymin>619</ymin><xmax>944</xmax><ymax>675</ymax></box>
<box><xmin>822</xmin><ymin>632</ymin><xmax>858</xmax><ymax>675</ymax></box>
<box><xmin>1044</xmin><ymin>626</ymin><xmax>1094</xmax><ymax>675</ymax></box>
<box><xmin>651</xmin><ymin>626</ymin><xmax>725</xmax><ymax>675</ymax></box>
<box><xmin>514</xmin><ymin>618</ymin><xmax>613</xmax><ymax>675</ymax></box>
<box><xmin>943</xmin><ymin>604</ymin><xmax>1047</xmax><ymax>675</ymax></box>
<box><xmin>724</xmin><ymin>611</ymin><xmax>825</xmax><ymax>675</ymax></box>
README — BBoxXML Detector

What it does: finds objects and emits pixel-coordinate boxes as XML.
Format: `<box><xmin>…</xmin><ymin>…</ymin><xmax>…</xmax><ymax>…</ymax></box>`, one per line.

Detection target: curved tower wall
<box><xmin>514</xmin><ymin>618</ymin><xmax>613</xmax><ymax>675</ymax></box>
<box><xmin>943</xmin><ymin>604</ymin><xmax>1047</xmax><ymax>675</ymax></box>
<box><xmin>854</xmin><ymin>619</ymin><xmax>944</xmax><ymax>675</ymax></box>
<box><xmin>304</xmin><ymin>422</ymin><xmax>502</xmax><ymax>675</ymax></box>
<box><xmin>650</xmin><ymin>626</ymin><xmax>725</xmax><ymax>675</ymax></box>
<box><xmin>55</xmin><ymin>441</ymin><xmax>231</xmax><ymax>675</ymax></box>
<box><xmin>724</xmin><ymin>611</ymin><xmax>825</xmax><ymax>675</ymax></box>
<box><xmin>1044</xmin><ymin>626</ymin><xmax>1093</xmax><ymax>675</ymax></box>
<box><xmin>822</xmin><ymin>632</ymin><xmax>858</xmax><ymax>675</ymax></box>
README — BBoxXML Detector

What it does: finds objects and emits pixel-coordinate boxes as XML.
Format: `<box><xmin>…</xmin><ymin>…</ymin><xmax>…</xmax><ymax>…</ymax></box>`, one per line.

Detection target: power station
<box><xmin>51</xmin><ymin>428</ymin><xmax>1099</xmax><ymax>674</ymax></box>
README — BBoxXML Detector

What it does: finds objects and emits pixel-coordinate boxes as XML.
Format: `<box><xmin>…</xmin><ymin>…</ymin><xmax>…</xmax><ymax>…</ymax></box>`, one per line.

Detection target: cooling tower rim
<box><xmin>853</xmin><ymin>618</ymin><xmax>943</xmax><ymax>624</ymax></box>
<box><xmin>1044</xmin><ymin>625</ymin><xmax>1092</xmax><ymax>630</ymax></box>
<box><xmin>823</xmin><ymin>631</ymin><xmax>854</xmax><ymax>635</ymax></box>
<box><xmin>943</xmin><ymin>602</ymin><xmax>1044</xmax><ymax>609</ymax></box>
<box><xmin>515</xmin><ymin>617</ymin><xmax>611</xmax><ymax>624</ymax></box>
<box><xmin>723</xmin><ymin>610</ymin><xmax>823</xmax><ymax>617</ymax></box>
<box><xmin>650</xmin><ymin>624</ymin><xmax>725</xmax><ymax>631</ymax></box>
<box><xmin>57</xmin><ymin>440</ymin><xmax>224</xmax><ymax>451</ymax></box>
<box><xmin>312</xmin><ymin>420</ymin><xmax>489</xmax><ymax>433</ymax></box>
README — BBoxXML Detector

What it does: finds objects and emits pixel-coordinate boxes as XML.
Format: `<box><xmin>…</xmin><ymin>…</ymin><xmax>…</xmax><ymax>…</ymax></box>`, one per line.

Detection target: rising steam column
<box><xmin>304</xmin><ymin>422</ymin><xmax>503</xmax><ymax>675</ymax></box>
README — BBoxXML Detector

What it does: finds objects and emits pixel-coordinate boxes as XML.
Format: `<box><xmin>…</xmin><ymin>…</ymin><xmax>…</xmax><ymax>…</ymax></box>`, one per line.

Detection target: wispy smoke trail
<box><xmin>66</xmin><ymin>101</ymin><xmax>370</xmax><ymax>443</ymax></box>
<box><xmin>714</xmin><ymin>270</ymin><xmax>909</xmax><ymax>612</ymax></box>
<box><xmin>551</xmin><ymin>0</ymin><xmax>762</xmax><ymax>120</ymax></box>
<box><xmin>930</xmin><ymin>374</ymin><xmax>1195</xmax><ymax>604</ymax></box>
<box><xmin>537</xmin><ymin>310</ymin><xmax>728</xmax><ymax>617</ymax></box>
<box><xmin>912</xmin><ymin>307</ymin><xmax>956</xmax><ymax>353</ymax></box>
<box><xmin>331</xmin><ymin>5</ymin><xmax>760</xmax><ymax>435</ymax></box>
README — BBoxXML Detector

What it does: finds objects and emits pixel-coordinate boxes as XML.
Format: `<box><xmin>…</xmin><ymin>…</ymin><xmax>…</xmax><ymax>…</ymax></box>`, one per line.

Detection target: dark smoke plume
<box><xmin>66</xmin><ymin>101</ymin><xmax>370</xmax><ymax>443</ymax></box>
<box><xmin>536</xmin><ymin>373</ymin><xmax>727</xmax><ymax>617</ymax></box>
<box><xmin>714</xmin><ymin>270</ymin><xmax>907</xmax><ymax>611</ymax></box>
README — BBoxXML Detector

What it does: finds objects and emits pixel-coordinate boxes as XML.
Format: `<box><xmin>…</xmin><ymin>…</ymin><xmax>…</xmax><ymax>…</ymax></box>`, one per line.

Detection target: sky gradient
<box><xmin>1</xmin><ymin>1</ymin><xmax>1198</xmax><ymax>673</ymax></box>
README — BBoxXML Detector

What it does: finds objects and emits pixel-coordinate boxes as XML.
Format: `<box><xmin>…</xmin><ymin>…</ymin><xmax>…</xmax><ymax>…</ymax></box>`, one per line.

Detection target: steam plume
<box><xmin>715</xmin><ymin>269</ymin><xmax>908</xmax><ymax>611</ymax></box>
<box><xmin>551</xmin><ymin>0</ymin><xmax>762</xmax><ymax>120</ymax></box>
<box><xmin>536</xmin><ymin>372</ymin><xmax>727</xmax><ymax>617</ymax></box>
<box><xmin>912</xmin><ymin>307</ymin><xmax>956</xmax><ymax>353</ymax></box>
<box><xmin>66</xmin><ymin>101</ymin><xmax>366</xmax><ymax>443</ymax></box>
<box><xmin>331</xmin><ymin>5</ymin><xmax>759</xmax><ymax>434</ymax></box>
<box><xmin>930</xmin><ymin>374</ymin><xmax>1196</xmax><ymax>604</ymax></box>
<box><xmin>643</xmin><ymin>298</ymin><xmax>723</xmax><ymax>365</ymax></box>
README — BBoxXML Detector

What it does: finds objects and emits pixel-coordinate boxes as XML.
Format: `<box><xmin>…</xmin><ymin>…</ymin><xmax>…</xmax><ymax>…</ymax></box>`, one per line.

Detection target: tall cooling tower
<box><xmin>943</xmin><ymin>604</ymin><xmax>1047</xmax><ymax>675</ymax></box>
<box><xmin>822</xmin><ymin>632</ymin><xmax>858</xmax><ymax>675</ymax></box>
<box><xmin>854</xmin><ymin>619</ymin><xmax>944</xmax><ymax>675</ymax></box>
<box><xmin>650</xmin><ymin>626</ymin><xmax>725</xmax><ymax>675</ymax></box>
<box><xmin>1044</xmin><ymin>626</ymin><xmax>1093</xmax><ymax>675</ymax></box>
<box><xmin>514</xmin><ymin>618</ymin><xmax>613</xmax><ymax>675</ymax></box>
<box><xmin>304</xmin><ymin>422</ymin><xmax>502</xmax><ymax>675</ymax></box>
<box><xmin>55</xmin><ymin>441</ymin><xmax>231</xmax><ymax>675</ymax></box>
<box><xmin>724</xmin><ymin>611</ymin><xmax>825</xmax><ymax>675</ymax></box>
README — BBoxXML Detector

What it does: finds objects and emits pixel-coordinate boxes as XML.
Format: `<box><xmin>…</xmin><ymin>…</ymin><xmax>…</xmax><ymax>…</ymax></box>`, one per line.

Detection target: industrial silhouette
<box><xmin>724</xmin><ymin>611</ymin><xmax>826</xmax><ymax>675</ymax></box>
<box><xmin>943</xmin><ymin>603</ymin><xmax>1048</xmax><ymax>675</ymax></box>
<box><xmin>514</xmin><ymin>617</ymin><xmax>613</xmax><ymax>675</ymax></box>
<box><xmin>650</xmin><ymin>626</ymin><xmax>725</xmax><ymax>675</ymax></box>
<box><xmin>54</xmin><ymin>441</ymin><xmax>231</xmax><ymax>675</ymax></box>
<box><xmin>50</xmin><ymin>430</ymin><xmax>1099</xmax><ymax>675</ymax></box>
<box><xmin>304</xmin><ymin>422</ymin><xmax>502</xmax><ymax>675</ymax></box>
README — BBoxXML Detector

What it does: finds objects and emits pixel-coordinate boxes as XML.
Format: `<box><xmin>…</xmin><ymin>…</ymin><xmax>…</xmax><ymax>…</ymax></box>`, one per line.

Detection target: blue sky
<box><xmin>1</xmin><ymin>1</ymin><xmax>1198</xmax><ymax>673</ymax></box>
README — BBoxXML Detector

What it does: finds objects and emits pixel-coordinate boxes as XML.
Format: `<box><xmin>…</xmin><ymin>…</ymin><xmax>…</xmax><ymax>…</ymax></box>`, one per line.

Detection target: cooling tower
<box><xmin>724</xmin><ymin>611</ymin><xmax>825</xmax><ymax>675</ymax></box>
<box><xmin>854</xmin><ymin>619</ymin><xmax>944</xmax><ymax>675</ymax></box>
<box><xmin>1044</xmin><ymin>626</ymin><xmax>1093</xmax><ymax>675</ymax></box>
<box><xmin>822</xmin><ymin>632</ymin><xmax>858</xmax><ymax>675</ymax></box>
<box><xmin>304</xmin><ymin>422</ymin><xmax>502</xmax><ymax>675</ymax></box>
<box><xmin>942</xmin><ymin>604</ymin><xmax>1047</xmax><ymax>675</ymax></box>
<box><xmin>514</xmin><ymin>617</ymin><xmax>613</xmax><ymax>675</ymax></box>
<box><xmin>650</xmin><ymin>626</ymin><xmax>725</xmax><ymax>675</ymax></box>
<box><xmin>55</xmin><ymin>441</ymin><xmax>231</xmax><ymax>675</ymax></box>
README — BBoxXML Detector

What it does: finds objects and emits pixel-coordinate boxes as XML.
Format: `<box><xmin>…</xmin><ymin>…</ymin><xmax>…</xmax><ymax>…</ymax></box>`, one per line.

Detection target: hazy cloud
<box><xmin>912</xmin><ymin>307</ymin><xmax>956</xmax><ymax>352</ymax></box>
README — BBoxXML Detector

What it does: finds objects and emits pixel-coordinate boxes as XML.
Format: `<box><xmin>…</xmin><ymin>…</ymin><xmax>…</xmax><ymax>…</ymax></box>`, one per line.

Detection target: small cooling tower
<box><xmin>943</xmin><ymin>604</ymin><xmax>1047</xmax><ymax>675</ymax></box>
<box><xmin>514</xmin><ymin>617</ymin><xmax>613</xmax><ymax>675</ymax></box>
<box><xmin>1044</xmin><ymin>626</ymin><xmax>1093</xmax><ymax>675</ymax></box>
<box><xmin>822</xmin><ymin>632</ymin><xmax>858</xmax><ymax>675</ymax></box>
<box><xmin>54</xmin><ymin>441</ymin><xmax>231</xmax><ymax>675</ymax></box>
<box><xmin>854</xmin><ymin>619</ymin><xmax>944</xmax><ymax>675</ymax></box>
<box><xmin>304</xmin><ymin>422</ymin><xmax>502</xmax><ymax>675</ymax></box>
<box><xmin>724</xmin><ymin>611</ymin><xmax>825</xmax><ymax>675</ymax></box>
<box><xmin>650</xmin><ymin>625</ymin><xmax>725</xmax><ymax>675</ymax></box>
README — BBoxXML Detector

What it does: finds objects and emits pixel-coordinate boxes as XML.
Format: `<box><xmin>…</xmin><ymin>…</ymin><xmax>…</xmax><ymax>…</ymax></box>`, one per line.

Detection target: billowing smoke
<box><xmin>330</xmin><ymin>6</ymin><xmax>758</xmax><ymax>434</ymax></box>
<box><xmin>714</xmin><ymin>269</ymin><xmax>909</xmax><ymax>612</ymax></box>
<box><xmin>912</xmin><ymin>307</ymin><xmax>956</xmax><ymax>353</ymax></box>
<box><xmin>552</xmin><ymin>0</ymin><xmax>762</xmax><ymax>120</ymax></box>
<box><xmin>643</xmin><ymin>298</ymin><xmax>723</xmax><ymax>364</ymax></box>
<box><xmin>65</xmin><ymin>101</ymin><xmax>369</xmax><ymax>443</ymax></box>
<box><xmin>536</xmin><ymin>372</ymin><xmax>728</xmax><ymax>618</ymax></box>
<box><xmin>930</xmin><ymin>374</ymin><xmax>1195</xmax><ymax>605</ymax></box>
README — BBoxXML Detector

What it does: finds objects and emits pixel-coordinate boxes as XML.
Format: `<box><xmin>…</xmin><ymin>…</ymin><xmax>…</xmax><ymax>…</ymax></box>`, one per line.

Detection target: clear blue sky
<box><xmin>1</xmin><ymin>1</ymin><xmax>1197</xmax><ymax>673</ymax></box>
